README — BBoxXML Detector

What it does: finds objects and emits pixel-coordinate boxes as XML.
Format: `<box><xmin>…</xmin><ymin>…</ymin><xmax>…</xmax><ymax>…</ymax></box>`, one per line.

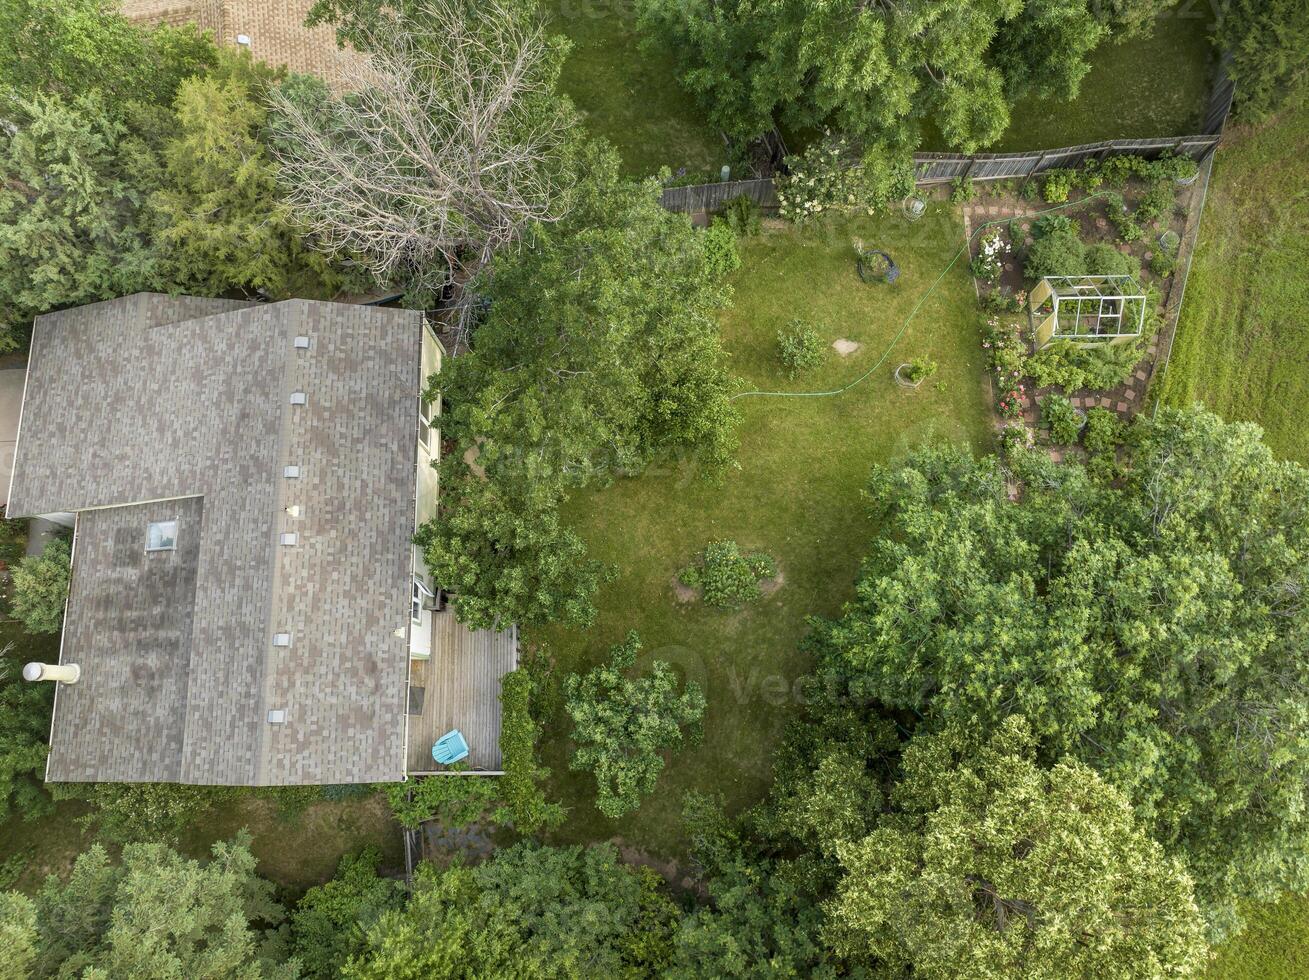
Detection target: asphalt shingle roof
<box><xmin>8</xmin><ymin>293</ymin><xmax>421</xmax><ymax>785</ymax></box>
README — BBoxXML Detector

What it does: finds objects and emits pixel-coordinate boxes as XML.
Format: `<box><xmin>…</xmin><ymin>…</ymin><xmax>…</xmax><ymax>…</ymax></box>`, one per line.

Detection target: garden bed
<box><xmin>961</xmin><ymin>160</ymin><xmax>1206</xmax><ymax>448</ymax></box>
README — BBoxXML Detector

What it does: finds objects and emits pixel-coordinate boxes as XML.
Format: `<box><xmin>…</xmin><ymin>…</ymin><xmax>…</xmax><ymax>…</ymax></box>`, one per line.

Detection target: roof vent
<box><xmin>273</xmin><ymin>633</ymin><xmax>292</xmax><ymax>647</ymax></box>
<box><xmin>267</xmin><ymin>709</ymin><xmax>287</xmax><ymax>724</ymax></box>
<box><xmin>294</xmin><ymin>336</ymin><xmax>310</xmax><ymax>350</ymax></box>
<box><xmin>289</xmin><ymin>391</ymin><xmax>307</xmax><ymax>406</ymax></box>
<box><xmin>236</xmin><ymin>34</ymin><xmax>252</xmax><ymax>47</ymax></box>
<box><xmin>280</xmin><ymin>532</ymin><xmax>298</xmax><ymax>546</ymax></box>
<box><xmin>284</xmin><ymin>465</ymin><xmax>300</xmax><ymax>478</ymax></box>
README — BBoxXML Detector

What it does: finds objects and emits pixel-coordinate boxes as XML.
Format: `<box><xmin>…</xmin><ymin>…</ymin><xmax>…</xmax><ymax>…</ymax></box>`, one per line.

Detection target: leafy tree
<box><xmin>826</xmin><ymin>717</ymin><xmax>1207</xmax><ymax>977</ymax></box>
<box><xmin>20</xmin><ymin>834</ymin><xmax>294</xmax><ymax>978</ymax></box>
<box><xmin>812</xmin><ymin>407</ymin><xmax>1309</xmax><ymax>934</ymax></box>
<box><xmin>0</xmin><ymin>642</ymin><xmax>55</xmax><ymax>822</ymax></box>
<box><xmin>565</xmin><ymin>632</ymin><xmax>706</xmax><ymax>818</ymax></box>
<box><xmin>419</xmin><ymin>143</ymin><xmax>738</xmax><ymax>629</ymax></box>
<box><xmin>153</xmin><ymin>50</ymin><xmax>368</xmax><ymax>300</ymax></box>
<box><xmin>292</xmin><ymin>849</ymin><xmax>404</xmax><ymax>979</ymax></box>
<box><xmin>0</xmin><ymin>891</ymin><xmax>38</xmax><ymax>978</ymax></box>
<box><xmin>1215</xmin><ymin>0</ymin><xmax>1309</xmax><ymax>120</ymax></box>
<box><xmin>0</xmin><ymin>94</ymin><xmax>163</xmax><ymax>348</ymax></box>
<box><xmin>0</xmin><ymin>0</ymin><xmax>215</xmax><ymax>109</ymax></box>
<box><xmin>1091</xmin><ymin>0</ymin><xmax>1180</xmax><ymax>37</ymax></box>
<box><xmin>636</xmin><ymin>0</ymin><xmax>1106</xmax><ymax>151</ymax></box>
<box><xmin>8</xmin><ymin>537</ymin><xmax>71</xmax><ymax>634</ymax></box>
<box><xmin>344</xmin><ymin>843</ymin><xmax>679</xmax><ymax>977</ymax></box>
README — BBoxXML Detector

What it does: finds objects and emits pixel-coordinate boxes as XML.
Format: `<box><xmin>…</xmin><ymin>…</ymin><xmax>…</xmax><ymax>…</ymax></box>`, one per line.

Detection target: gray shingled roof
<box><xmin>8</xmin><ymin>293</ymin><xmax>422</xmax><ymax>785</ymax></box>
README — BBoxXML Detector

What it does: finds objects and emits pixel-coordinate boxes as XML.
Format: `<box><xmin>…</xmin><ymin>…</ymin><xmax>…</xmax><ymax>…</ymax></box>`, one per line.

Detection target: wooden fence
<box><xmin>658</xmin><ymin>177</ymin><xmax>778</xmax><ymax>213</ymax></box>
<box><xmin>911</xmin><ymin>133</ymin><xmax>1219</xmax><ymax>184</ymax></box>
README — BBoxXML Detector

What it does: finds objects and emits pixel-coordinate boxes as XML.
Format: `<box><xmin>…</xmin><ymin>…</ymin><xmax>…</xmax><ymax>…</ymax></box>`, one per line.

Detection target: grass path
<box><xmin>530</xmin><ymin>206</ymin><xmax>991</xmax><ymax>855</ymax></box>
<box><xmin>1157</xmin><ymin>82</ymin><xmax>1309</xmax><ymax>462</ymax></box>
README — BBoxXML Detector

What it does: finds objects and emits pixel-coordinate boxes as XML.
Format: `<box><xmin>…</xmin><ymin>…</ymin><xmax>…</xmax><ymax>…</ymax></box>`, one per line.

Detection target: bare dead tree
<box><xmin>269</xmin><ymin>0</ymin><xmax>573</xmax><ymax>324</ymax></box>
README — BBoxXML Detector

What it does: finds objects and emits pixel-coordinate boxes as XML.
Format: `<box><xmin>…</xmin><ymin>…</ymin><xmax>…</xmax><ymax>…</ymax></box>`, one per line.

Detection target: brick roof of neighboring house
<box><xmin>7</xmin><ymin>294</ymin><xmax>422</xmax><ymax>785</ymax></box>
<box><xmin>122</xmin><ymin>0</ymin><xmax>366</xmax><ymax>85</ymax></box>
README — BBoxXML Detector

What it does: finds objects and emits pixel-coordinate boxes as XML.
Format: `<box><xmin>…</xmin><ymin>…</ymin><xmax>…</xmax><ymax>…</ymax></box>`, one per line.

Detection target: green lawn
<box><xmin>545</xmin><ymin>1</ymin><xmax>725</xmax><ymax>177</ymax></box>
<box><xmin>1156</xmin><ymin>80</ymin><xmax>1309</xmax><ymax>463</ymax></box>
<box><xmin>530</xmin><ymin>205</ymin><xmax>992</xmax><ymax>858</ymax></box>
<box><xmin>971</xmin><ymin>12</ymin><xmax>1217</xmax><ymax>152</ymax></box>
<box><xmin>1207</xmin><ymin>895</ymin><xmax>1309</xmax><ymax>979</ymax></box>
<box><xmin>546</xmin><ymin>6</ymin><xmax>1215</xmax><ymax>171</ymax></box>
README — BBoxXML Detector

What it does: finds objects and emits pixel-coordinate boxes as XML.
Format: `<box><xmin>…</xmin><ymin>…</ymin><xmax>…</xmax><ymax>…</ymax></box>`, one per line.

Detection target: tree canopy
<box><xmin>827</xmin><ymin>717</ymin><xmax>1207</xmax><ymax>978</ymax></box>
<box><xmin>810</xmin><ymin>406</ymin><xmax>1309</xmax><ymax>935</ymax></box>
<box><xmin>8</xmin><ymin>538</ymin><xmax>71</xmax><ymax>634</ymax></box>
<box><xmin>419</xmin><ymin>143</ymin><xmax>739</xmax><ymax>630</ymax></box>
<box><xmin>635</xmin><ymin>0</ymin><xmax>1107</xmax><ymax>151</ymax></box>
<box><xmin>1215</xmin><ymin>0</ymin><xmax>1309</xmax><ymax>120</ymax></box>
<box><xmin>565</xmin><ymin>632</ymin><xmax>706</xmax><ymax>818</ymax></box>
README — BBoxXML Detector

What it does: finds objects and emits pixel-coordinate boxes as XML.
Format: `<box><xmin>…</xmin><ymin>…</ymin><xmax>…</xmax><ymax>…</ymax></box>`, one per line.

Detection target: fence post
<box><xmin>1019</xmin><ymin>151</ymin><xmax>1047</xmax><ymax>194</ymax></box>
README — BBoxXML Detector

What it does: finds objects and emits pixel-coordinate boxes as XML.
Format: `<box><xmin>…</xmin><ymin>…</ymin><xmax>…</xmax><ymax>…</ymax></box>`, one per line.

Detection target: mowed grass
<box><xmin>1207</xmin><ymin>895</ymin><xmax>1309</xmax><ymax>979</ymax></box>
<box><xmin>530</xmin><ymin>206</ymin><xmax>992</xmax><ymax>857</ymax></box>
<box><xmin>1157</xmin><ymin>80</ymin><xmax>1309</xmax><ymax>463</ymax></box>
<box><xmin>976</xmin><ymin>11</ymin><xmax>1216</xmax><ymax>152</ymax></box>
<box><xmin>544</xmin><ymin>0</ymin><xmax>725</xmax><ymax>176</ymax></box>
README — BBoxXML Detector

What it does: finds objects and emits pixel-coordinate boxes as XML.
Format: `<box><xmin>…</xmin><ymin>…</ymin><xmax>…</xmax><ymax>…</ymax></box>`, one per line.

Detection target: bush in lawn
<box><xmin>565</xmin><ymin>632</ymin><xmax>705</xmax><ymax>818</ymax></box>
<box><xmin>9</xmin><ymin>537</ymin><xmax>71</xmax><ymax>634</ymax></box>
<box><xmin>719</xmin><ymin>194</ymin><xmax>761</xmax><ymax>236</ymax></box>
<box><xmin>1085</xmin><ymin>242</ymin><xmax>1137</xmax><ymax>277</ymax></box>
<box><xmin>1025</xmin><ymin>228</ymin><xmax>1086</xmax><ymax>279</ymax></box>
<box><xmin>680</xmin><ymin>540</ymin><xmax>777</xmax><ymax>608</ymax></box>
<box><xmin>1041</xmin><ymin>168</ymin><xmax>1076</xmax><ymax>203</ymax></box>
<box><xmin>702</xmin><ymin>221</ymin><xmax>741</xmax><ymax>280</ymax></box>
<box><xmin>903</xmin><ymin>357</ymin><xmax>938</xmax><ymax>385</ymax></box>
<box><xmin>1041</xmin><ymin>393</ymin><xmax>1082</xmax><ymax>445</ymax></box>
<box><xmin>776</xmin><ymin>320</ymin><xmax>825</xmax><ymax>378</ymax></box>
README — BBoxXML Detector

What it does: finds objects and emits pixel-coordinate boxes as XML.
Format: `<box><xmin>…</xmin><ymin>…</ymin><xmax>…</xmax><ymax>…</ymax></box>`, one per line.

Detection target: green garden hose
<box><xmin>729</xmin><ymin>191</ymin><xmax>1116</xmax><ymax>402</ymax></box>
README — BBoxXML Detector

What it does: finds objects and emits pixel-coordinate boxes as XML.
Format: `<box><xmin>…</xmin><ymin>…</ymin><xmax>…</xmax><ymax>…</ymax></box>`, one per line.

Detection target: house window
<box><xmin>412</xmin><ymin>580</ymin><xmax>423</xmax><ymax>623</ymax></box>
<box><xmin>418</xmin><ymin>396</ymin><xmax>436</xmax><ymax>452</ymax></box>
<box><xmin>146</xmin><ymin>520</ymin><xmax>178</xmax><ymax>552</ymax></box>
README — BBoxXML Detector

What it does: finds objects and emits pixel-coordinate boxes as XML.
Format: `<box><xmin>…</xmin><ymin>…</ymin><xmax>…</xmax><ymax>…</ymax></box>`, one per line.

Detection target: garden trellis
<box><xmin>1028</xmin><ymin>275</ymin><xmax>1148</xmax><ymax>349</ymax></box>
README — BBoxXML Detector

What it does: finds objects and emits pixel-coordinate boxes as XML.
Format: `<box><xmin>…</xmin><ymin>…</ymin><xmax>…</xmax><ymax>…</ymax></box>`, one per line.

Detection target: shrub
<box><xmin>1041</xmin><ymin>168</ymin><xmax>1076</xmax><ymax>203</ymax></box>
<box><xmin>970</xmin><ymin>228</ymin><xmax>1007</xmax><ymax>281</ymax></box>
<box><xmin>701</xmin><ymin>221</ymin><xmax>741</xmax><ymax>279</ymax></box>
<box><xmin>679</xmin><ymin>540</ymin><xmax>776</xmax><ymax>608</ymax></box>
<box><xmin>1085</xmin><ymin>242</ymin><xmax>1137</xmax><ymax>277</ymax></box>
<box><xmin>1150</xmin><ymin>251</ymin><xmax>1177</xmax><ymax>277</ymax></box>
<box><xmin>383</xmin><ymin>769</ymin><xmax>500</xmax><ymax>829</ymax></box>
<box><xmin>9</xmin><ymin>537</ymin><xmax>71</xmax><ymax>634</ymax></box>
<box><xmin>497</xmin><ymin>669</ymin><xmax>564</xmax><ymax>832</ymax></box>
<box><xmin>1084</xmin><ymin>406</ymin><xmax>1125</xmax><ymax>454</ymax></box>
<box><xmin>719</xmin><ymin>194</ymin><xmax>761</xmax><ymax>236</ymax></box>
<box><xmin>1025</xmin><ymin>229</ymin><xmax>1086</xmax><ymax>279</ymax></box>
<box><xmin>949</xmin><ymin>174</ymin><xmax>976</xmax><ymax>203</ymax></box>
<box><xmin>1153</xmin><ymin>152</ymin><xmax>1198</xmax><ymax>183</ymax></box>
<box><xmin>1134</xmin><ymin>182</ymin><xmax>1176</xmax><ymax>225</ymax></box>
<box><xmin>1032</xmin><ymin>214</ymin><xmax>1077</xmax><ymax>239</ymax></box>
<box><xmin>777</xmin><ymin>135</ymin><xmax>913</xmax><ymax>223</ymax></box>
<box><xmin>1027</xmin><ymin>340</ymin><xmax>1143</xmax><ymax>392</ymax></box>
<box><xmin>776</xmin><ymin>320</ymin><xmax>825</xmax><ymax>378</ymax></box>
<box><xmin>1000</xmin><ymin>423</ymin><xmax>1035</xmax><ymax>457</ymax></box>
<box><xmin>903</xmin><ymin>357</ymin><xmax>938</xmax><ymax>385</ymax></box>
<box><xmin>1041</xmin><ymin>393</ymin><xmax>1082</xmax><ymax>445</ymax></box>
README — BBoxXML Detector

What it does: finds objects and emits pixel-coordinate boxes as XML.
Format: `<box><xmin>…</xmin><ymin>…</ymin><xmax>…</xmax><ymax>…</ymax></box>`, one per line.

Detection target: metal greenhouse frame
<box><xmin>1028</xmin><ymin>275</ymin><xmax>1148</xmax><ymax>349</ymax></box>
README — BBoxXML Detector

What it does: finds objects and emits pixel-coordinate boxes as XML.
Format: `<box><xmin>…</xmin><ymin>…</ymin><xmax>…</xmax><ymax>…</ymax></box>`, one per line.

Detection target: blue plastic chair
<box><xmin>432</xmin><ymin>729</ymin><xmax>469</xmax><ymax>765</ymax></box>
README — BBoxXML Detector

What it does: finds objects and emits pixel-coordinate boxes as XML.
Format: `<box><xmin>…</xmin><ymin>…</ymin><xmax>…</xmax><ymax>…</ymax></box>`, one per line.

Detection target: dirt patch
<box><xmin>671</xmin><ymin>576</ymin><xmax>698</xmax><ymax>604</ymax></box>
<box><xmin>759</xmin><ymin>567</ymin><xmax>785</xmax><ymax>596</ymax></box>
<box><xmin>611</xmin><ymin>837</ymin><xmax>708</xmax><ymax>899</ymax></box>
<box><xmin>832</xmin><ymin>338</ymin><xmax>861</xmax><ymax>356</ymax></box>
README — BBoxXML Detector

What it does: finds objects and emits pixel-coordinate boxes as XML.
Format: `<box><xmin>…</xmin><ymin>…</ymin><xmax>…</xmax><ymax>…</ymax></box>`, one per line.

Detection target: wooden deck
<box><xmin>406</xmin><ymin>609</ymin><xmax>517</xmax><ymax>774</ymax></box>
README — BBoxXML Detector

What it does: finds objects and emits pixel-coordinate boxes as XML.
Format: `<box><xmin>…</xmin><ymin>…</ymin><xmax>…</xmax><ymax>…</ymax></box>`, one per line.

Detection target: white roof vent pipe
<box><xmin>23</xmin><ymin>662</ymin><xmax>80</xmax><ymax>685</ymax></box>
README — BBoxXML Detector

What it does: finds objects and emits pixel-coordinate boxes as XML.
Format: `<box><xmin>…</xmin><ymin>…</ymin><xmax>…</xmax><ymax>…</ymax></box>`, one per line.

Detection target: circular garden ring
<box><xmin>857</xmin><ymin>249</ymin><xmax>900</xmax><ymax>285</ymax></box>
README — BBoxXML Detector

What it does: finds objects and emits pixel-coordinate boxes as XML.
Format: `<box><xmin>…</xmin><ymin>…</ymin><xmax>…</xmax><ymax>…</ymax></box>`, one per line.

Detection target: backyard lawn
<box><xmin>529</xmin><ymin>204</ymin><xmax>992</xmax><ymax>857</ymax></box>
<box><xmin>1156</xmin><ymin>79</ymin><xmax>1309</xmax><ymax>463</ymax></box>
<box><xmin>545</xmin><ymin>0</ymin><xmax>725</xmax><ymax>177</ymax></box>
<box><xmin>1206</xmin><ymin>895</ymin><xmax>1309</xmax><ymax>979</ymax></box>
